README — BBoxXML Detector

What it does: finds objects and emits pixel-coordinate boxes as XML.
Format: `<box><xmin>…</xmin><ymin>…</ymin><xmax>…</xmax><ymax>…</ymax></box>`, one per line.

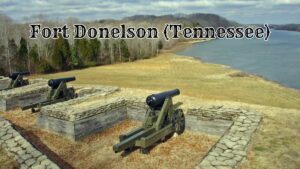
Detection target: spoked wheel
<box><xmin>124</xmin><ymin>146</ymin><xmax>134</xmax><ymax>154</ymax></box>
<box><xmin>160</xmin><ymin>136</ymin><xmax>166</xmax><ymax>142</ymax></box>
<box><xmin>67</xmin><ymin>88</ymin><xmax>77</xmax><ymax>99</ymax></box>
<box><xmin>173</xmin><ymin>109</ymin><xmax>185</xmax><ymax>135</ymax></box>
<box><xmin>31</xmin><ymin>108</ymin><xmax>36</xmax><ymax>113</ymax></box>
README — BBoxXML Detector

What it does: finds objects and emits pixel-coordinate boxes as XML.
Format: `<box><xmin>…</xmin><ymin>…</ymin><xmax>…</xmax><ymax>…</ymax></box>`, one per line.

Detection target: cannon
<box><xmin>0</xmin><ymin>71</ymin><xmax>30</xmax><ymax>91</ymax></box>
<box><xmin>113</xmin><ymin>89</ymin><xmax>185</xmax><ymax>154</ymax></box>
<box><xmin>21</xmin><ymin>77</ymin><xmax>77</xmax><ymax>112</ymax></box>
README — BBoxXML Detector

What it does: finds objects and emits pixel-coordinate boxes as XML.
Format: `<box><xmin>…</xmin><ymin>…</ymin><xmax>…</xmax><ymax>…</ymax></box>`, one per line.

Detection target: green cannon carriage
<box><xmin>0</xmin><ymin>71</ymin><xmax>30</xmax><ymax>91</ymax></box>
<box><xmin>113</xmin><ymin>89</ymin><xmax>185</xmax><ymax>154</ymax></box>
<box><xmin>21</xmin><ymin>77</ymin><xmax>77</xmax><ymax>112</ymax></box>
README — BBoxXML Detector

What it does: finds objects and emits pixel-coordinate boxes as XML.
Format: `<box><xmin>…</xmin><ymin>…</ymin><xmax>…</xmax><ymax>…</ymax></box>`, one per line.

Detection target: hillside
<box><xmin>108</xmin><ymin>13</ymin><xmax>240</xmax><ymax>28</ymax></box>
<box><xmin>34</xmin><ymin>50</ymin><xmax>300</xmax><ymax>110</ymax></box>
<box><xmin>271</xmin><ymin>24</ymin><xmax>300</xmax><ymax>32</ymax></box>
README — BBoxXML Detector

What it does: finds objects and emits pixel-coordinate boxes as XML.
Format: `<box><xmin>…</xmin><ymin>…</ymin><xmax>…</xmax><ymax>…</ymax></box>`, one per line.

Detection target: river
<box><xmin>177</xmin><ymin>30</ymin><xmax>300</xmax><ymax>90</ymax></box>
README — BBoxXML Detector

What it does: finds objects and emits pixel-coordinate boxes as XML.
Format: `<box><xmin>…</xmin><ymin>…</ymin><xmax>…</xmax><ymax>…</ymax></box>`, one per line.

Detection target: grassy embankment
<box><xmin>31</xmin><ymin>40</ymin><xmax>300</xmax><ymax>169</ymax></box>
<box><xmin>33</xmin><ymin>41</ymin><xmax>300</xmax><ymax>110</ymax></box>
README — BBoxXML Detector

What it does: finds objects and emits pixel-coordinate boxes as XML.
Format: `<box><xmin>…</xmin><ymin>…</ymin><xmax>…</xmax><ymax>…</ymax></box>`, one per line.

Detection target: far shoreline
<box><xmin>169</xmin><ymin>38</ymin><xmax>300</xmax><ymax>93</ymax></box>
<box><xmin>162</xmin><ymin>39</ymin><xmax>213</xmax><ymax>53</ymax></box>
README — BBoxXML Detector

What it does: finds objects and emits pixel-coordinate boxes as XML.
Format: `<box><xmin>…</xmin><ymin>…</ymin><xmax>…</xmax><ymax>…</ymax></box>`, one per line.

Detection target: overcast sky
<box><xmin>0</xmin><ymin>0</ymin><xmax>299</xmax><ymax>24</ymax></box>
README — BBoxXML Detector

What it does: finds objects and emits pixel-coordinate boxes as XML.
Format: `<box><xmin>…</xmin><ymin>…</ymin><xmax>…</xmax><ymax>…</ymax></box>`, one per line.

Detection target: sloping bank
<box><xmin>34</xmin><ymin>40</ymin><xmax>300</xmax><ymax>110</ymax></box>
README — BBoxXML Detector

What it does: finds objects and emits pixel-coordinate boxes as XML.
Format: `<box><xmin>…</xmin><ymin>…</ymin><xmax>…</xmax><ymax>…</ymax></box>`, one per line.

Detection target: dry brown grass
<box><xmin>0</xmin><ymin>110</ymin><xmax>217</xmax><ymax>169</ymax></box>
<box><xmin>240</xmin><ymin>106</ymin><xmax>300</xmax><ymax>169</ymax></box>
<box><xmin>0</xmin><ymin>148</ymin><xmax>19</xmax><ymax>169</ymax></box>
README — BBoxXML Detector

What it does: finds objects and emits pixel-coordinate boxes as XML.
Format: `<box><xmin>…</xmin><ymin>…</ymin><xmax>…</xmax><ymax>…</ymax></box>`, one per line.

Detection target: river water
<box><xmin>177</xmin><ymin>30</ymin><xmax>300</xmax><ymax>90</ymax></box>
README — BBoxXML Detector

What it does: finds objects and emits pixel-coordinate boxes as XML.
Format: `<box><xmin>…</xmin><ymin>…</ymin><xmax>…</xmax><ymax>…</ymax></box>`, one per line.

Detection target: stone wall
<box><xmin>186</xmin><ymin>106</ymin><xmax>240</xmax><ymax>136</ymax></box>
<box><xmin>0</xmin><ymin>116</ymin><xmax>60</xmax><ymax>169</ymax></box>
<box><xmin>0</xmin><ymin>82</ymin><xmax>49</xmax><ymax>111</ymax></box>
<box><xmin>0</xmin><ymin>83</ymin><xmax>119</xmax><ymax>112</ymax></box>
<box><xmin>188</xmin><ymin>106</ymin><xmax>262</xmax><ymax>169</ymax></box>
<box><xmin>38</xmin><ymin>96</ymin><xmax>148</xmax><ymax>140</ymax></box>
<box><xmin>0</xmin><ymin>77</ymin><xmax>10</xmax><ymax>90</ymax></box>
<box><xmin>74</xmin><ymin>85</ymin><xmax>119</xmax><ymax>97</ymax></box>
<box><xmin>126</xmin><ymin>98</ymin><xmax>148</xmax><ymax>121</ymax></box>
<box><xmin>38</xmin><ymin>96</ymin><xmax>243</xmax><ymax>142</ymax></box>
<box><xmin>37</xmin><ymin>87</ymin><xmax>123</xmax><ymax>140</ymax></box>
<box><xmin>38</xmin><ymin>108</ymin><xmax>127</xmax><ymax>140</ymax></box>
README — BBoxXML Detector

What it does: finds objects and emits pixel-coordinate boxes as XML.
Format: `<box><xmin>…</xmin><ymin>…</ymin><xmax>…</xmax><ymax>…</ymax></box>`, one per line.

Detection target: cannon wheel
<box><xmin>124</xmin><ymin>146</ymin><xmax>134</xmax><ymax>153</ymax></box>
<box><xmin>140</xmin><ymin>148</ymin><xmax>149</xmax><ymax>154</ymax></box>
<box><xmin>31</xmin><ymin>108</ymin><xmax>36</xmax><ymax>113</ymax></box>
<box><xmin>67</xmin><ymin>88</ymin><xmax>76</xmax><ymax>99</ymax></box>
<box><xmin>173</xmin><ymin>109</ymin><xmax>185</xmax><ymax>135</ymax></box>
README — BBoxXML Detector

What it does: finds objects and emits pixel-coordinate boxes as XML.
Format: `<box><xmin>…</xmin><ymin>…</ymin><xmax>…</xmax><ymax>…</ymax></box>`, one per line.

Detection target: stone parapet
<box><xmin>190</xmin><ymin>106</ymin><xmax>262</xmax><ymax>169</ymax></box>
<box><xmin>0</xmin><ymin>116</ymin><xmax>60</xmax><ymax>169</ymax></box>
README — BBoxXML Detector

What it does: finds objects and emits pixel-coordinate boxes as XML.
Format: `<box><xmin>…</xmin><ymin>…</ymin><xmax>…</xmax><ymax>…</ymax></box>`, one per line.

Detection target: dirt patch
<box><xmin>1</xmin><ymin>110</ymin><xmax>217</xmax><ymax>169</ymax></box>
<box><xmin>229</xmin><ymin>72</ymin><xmax>252</xmax><ymax>78</ymax></box>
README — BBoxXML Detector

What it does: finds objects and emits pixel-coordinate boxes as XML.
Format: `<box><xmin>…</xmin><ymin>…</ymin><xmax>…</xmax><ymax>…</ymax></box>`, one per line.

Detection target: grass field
<box><xmin>34</xmin><ymin>52</ymin><xmax>300</xmax><ymax>110</ymax></box>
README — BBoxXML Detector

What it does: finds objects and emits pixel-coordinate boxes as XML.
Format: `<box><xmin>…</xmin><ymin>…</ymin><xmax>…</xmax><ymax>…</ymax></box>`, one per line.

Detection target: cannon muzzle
<box><xmin>146</xmin><ymin>89</ymin><xmax>180</xmax><ymax>109</ymax></box>
<box><xmin>9</xmin><ymin>71</ymin><xmax>30</xmax><ymax>80</ymax></box>
<box><xmin>48</xmin><ymin>77</ymin><xmax>76</xmax><ymax>89</ymax></box>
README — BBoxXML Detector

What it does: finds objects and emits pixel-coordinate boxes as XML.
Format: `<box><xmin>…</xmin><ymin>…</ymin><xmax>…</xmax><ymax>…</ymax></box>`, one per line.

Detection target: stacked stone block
<box><xmin>0</xmin><ymin>116</ymin><xmax>60</xmax><ymax>169</ymax></box>
<box><xmin>188</xmin><ymin>106</ymin><xmax>262</xmax><ymax>169</ymax></box>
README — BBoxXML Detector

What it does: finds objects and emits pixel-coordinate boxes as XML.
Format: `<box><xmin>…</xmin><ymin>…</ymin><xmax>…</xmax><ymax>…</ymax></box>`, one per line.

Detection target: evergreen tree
<box><xmin>103</xmin><ymin>40</ymin><xmax>109</xmax><ymax>56</ymax></box>
<box><xmin>36</xmin><ymin>59</ymin><xmax>54</xmax><ymax>73</ymax></box>
<box><xmin>17</xmin><ymin>37</ymin><xmax>28</xmax><ymax>71</ymax></box>
<box><xmin>76</xmin><ymin>39</ymin><xmax>94</xmax><ymax>66</ymax></box>
<box><xmin>29</xmin><ymin>44</ymin><xmax>53</xmax><ymax>73</ymax></box>
<box><xmin>51</xmin><ymin>35</ymin><xmax>72</xmax><ymax>70</ymax></box>
<box><xmin>90</xmin><ymin>39</ymin><xmax>101</xmax><ymax>63</ymax></box>
<box><xmin>0</xmin><ymin>45</ymin><xmax>6</xmax><ymax>74</ymax></box>
<box><xmin>29</xmin><ymin>44</ymin><xmax>39</xmax><ymax>63</ymax></box>
<box><xmin>71</xmin><ymin>44</ymin><xmax>82</xmax><ymax>68</ymax></box>
<box><xmin>158</xmin><ymin>40</ymin><xmax>163</xmax><ymax>50</ymax></box>
<box><xmin>102</xmin><ymin>40</ymin><xmax>110</xmax><ymax>64</ymax></box>
<box><xmin>120</xmin><ymin>39</ymin><xmax>130</xmax><ymax>61</ymax></box>
<box><xmin>8</xmin><ymin>39</ymin><xmax>18</xmax><ymax>72</ymax></box>
<box><xmin>113</xmin><ymin>43</ymin><xmax>118</xmax><ymax>58</ymax></box>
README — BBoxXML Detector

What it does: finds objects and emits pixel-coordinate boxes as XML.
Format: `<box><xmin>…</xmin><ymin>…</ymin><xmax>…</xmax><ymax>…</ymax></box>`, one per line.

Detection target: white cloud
<box><xmin>274</xmin><ymin>0</ymin><xmax>300</xmax><ymax>4</ymax></box>
<box><xmin>153</xmin><ymin>0</ymin><xmax>214</xmax><ymax>8</ymax></box>
<box><xmin>0</xmin><ymin>0</ymin><xmax>299</xmax><ymax>24</ymax></box>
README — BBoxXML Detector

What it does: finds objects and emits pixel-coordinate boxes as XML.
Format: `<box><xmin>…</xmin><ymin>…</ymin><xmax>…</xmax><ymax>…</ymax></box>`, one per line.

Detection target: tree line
<box><xmin>0</xmin><ymin>14</ymin><xmax>166</xmax><ymax>75</ymax></box>
<box><xmin>0</xmin><ymin>35</ymin><xmax>164</xmax><ymax>74</ymax></box>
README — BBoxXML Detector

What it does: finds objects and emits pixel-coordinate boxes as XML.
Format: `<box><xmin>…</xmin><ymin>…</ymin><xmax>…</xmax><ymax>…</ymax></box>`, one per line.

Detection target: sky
<box><xmin>0</xmin><ymin>0</ymin><xmax>299</xmax><ymax>24</ymax></box>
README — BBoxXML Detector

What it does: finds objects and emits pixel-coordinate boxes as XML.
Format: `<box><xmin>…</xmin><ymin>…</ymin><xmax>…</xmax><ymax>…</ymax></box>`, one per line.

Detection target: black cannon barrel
<box><xmin>9</xmin><ymin>71</ymin><xmax>30</xmax><ymax>80</ymax></box>
<box><xmin>146</xmin><ymin>89</ymin><xmax>180</xmax><ymax>109</ymax></box>
<box><xmin>48</xmin><ymin>77</ymin><xmax>76</xmax><ymax>89</ymax></box>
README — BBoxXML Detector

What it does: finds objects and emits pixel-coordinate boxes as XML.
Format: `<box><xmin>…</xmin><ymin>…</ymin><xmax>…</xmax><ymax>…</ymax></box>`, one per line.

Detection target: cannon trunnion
<box><xmin>21</xmin><ymin>76</ymin><xmax>77</xmax><ymax>112</ymax></box>
<box><xmin>113</xmin><ymin>89</ymin><xmax>185</xmax><ymax>154</ymax></box>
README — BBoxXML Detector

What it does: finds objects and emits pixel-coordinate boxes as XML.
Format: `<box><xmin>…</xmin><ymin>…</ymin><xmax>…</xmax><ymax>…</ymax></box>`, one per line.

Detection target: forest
<box><xmin>0</xmin><ymin>13</ymin><xmax>236</xmax><ymax>75</ymax></box>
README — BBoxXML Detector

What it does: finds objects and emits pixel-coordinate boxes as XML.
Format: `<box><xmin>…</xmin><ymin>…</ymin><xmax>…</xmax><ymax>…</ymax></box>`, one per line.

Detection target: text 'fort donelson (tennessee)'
<box><xmin>29</xmin><ymin>24</ymin><xmax>271</xmax><ymax>41</ymax></box>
